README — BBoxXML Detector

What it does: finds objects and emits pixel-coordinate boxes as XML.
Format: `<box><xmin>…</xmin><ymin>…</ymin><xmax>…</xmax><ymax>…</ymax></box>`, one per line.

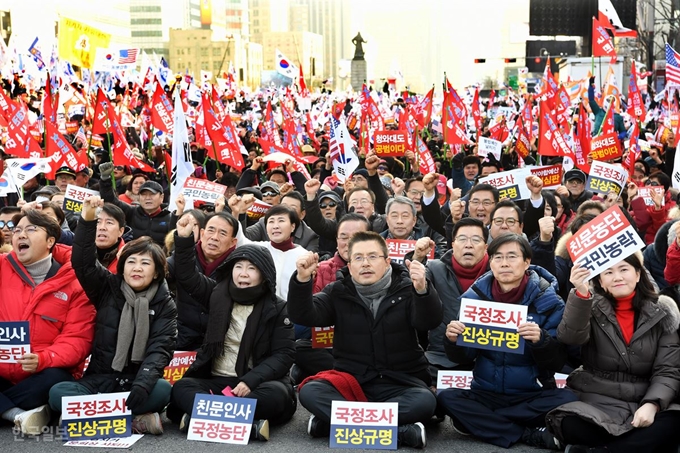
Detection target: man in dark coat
<box><xmin>288</xmin><ymin>231</ymin><xmax>442</xmax><ymax>449</ymax></box>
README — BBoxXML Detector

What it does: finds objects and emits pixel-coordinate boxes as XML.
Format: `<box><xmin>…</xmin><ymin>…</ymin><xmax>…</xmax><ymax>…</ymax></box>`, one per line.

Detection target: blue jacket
<box><xmin>444</xmin><ymin>265</ymin><xmax>567</xmax><ymax>394</ymax></box>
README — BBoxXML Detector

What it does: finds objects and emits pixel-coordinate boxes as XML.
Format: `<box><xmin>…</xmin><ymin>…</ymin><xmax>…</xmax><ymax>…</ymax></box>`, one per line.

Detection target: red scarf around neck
<box><xmin>615</xmin><ymin>291</ymin><xmax>636</xmax><ymax>345</ymax></box>
<box><xmin>491</xmin><ymin>273</ymin><xmax>529</xmax><ymax>304</ymax></box>
<box><xmin>452</xmin><ymin>254</ymin><xmax>489</xmax><ymax>293</ymax></box>
<box><xmin>196</xmin><ymin>242</ymin><xmax>235</xmax><ymax>276</ymax></box>
<box><xmin>270</xmin><ymin>237</ymin><xmax>295</xmax><ymax>252</ymax></box>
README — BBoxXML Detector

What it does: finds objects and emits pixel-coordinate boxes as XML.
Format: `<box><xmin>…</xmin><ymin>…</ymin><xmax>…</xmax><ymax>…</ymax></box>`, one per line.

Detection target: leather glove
<box><xmin>589</xmin><ymin>76</ymin><xmax>596</xmax><ymax>86</ymax></box>
<box><xmin>99</xmin><ymin>162</ymin><xmax>114</xmax><ymax>180</ymax></box>
<box><xmin>125</xmin><ymin>385</ymin><xmax>149</xmax><ymax>413</ymax></box>
<box><xmin>451</xmin><ymin>152</ymin><xmax>465</xmax><ymax>170</ymax></box>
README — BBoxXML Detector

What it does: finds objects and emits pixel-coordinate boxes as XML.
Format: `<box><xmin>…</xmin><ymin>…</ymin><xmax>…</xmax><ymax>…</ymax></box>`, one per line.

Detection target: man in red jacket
<box><xmin>0</xmin><ymin>210</ymin><xmax>95</xmax><ymax>435</ymax></box>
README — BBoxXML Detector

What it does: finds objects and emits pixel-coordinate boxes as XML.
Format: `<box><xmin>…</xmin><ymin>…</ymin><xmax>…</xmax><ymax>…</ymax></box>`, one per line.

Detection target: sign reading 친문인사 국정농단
<box><xmin>187</xmin><ymin>394</ymin><xmax>256</xmax><ymax>444</ymax></box>
<box><xmin>0</xmin><ymin>321</ymin><xmax>30</xmax><ymax>363</ymax></box>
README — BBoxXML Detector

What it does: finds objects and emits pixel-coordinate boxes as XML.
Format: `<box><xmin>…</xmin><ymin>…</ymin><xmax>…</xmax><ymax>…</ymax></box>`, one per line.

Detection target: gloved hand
<box><xmin>451</xmin><ymin>152</ymin><xmax>465</xmax><ymax>170</ymax></box>
<box><xmin>125</xmin><ymin>385</ymin><xmax>149</xmax><ymax>413</ymax></box>
<box><xmin>589</xmin><ymin>76</ymin><xmax>595</xmax><ymax>86</ymax></box>
<box><xmin>99</xmin><ymin>162</ymin><xmax>114</xmax><ymax>180</ymax></box>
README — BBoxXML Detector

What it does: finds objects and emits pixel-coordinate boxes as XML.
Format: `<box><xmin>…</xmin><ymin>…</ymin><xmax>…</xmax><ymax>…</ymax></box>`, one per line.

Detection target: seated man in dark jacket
<box><xmin>288</xmin><ymin>232</ymin><xmax>443</xmax><ymax>449</ymax></box>
<box><xmin>438</xmin><ymin>234</ymin><xmax>576</xmax><ymax>450</ymax></box>
<box><xmin>98</xmin><ymin>162</ymin><xmax>176</xmax><ymax>246</ymax></box>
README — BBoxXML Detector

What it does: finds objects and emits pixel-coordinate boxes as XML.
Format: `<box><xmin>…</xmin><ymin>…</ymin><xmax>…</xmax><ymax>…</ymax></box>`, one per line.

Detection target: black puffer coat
<box><xmin>72</xmin><ymin>218</ymin><xmax>177</xmax><ymax>394</ymax></box>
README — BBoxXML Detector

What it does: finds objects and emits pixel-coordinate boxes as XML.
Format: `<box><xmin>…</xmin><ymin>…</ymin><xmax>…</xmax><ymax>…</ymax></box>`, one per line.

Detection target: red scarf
<box><xmin>298</xmin><ymin>370</ymin><xmax>367</xmax><ymax>402</ymax></box>
<box><xmin>452</xmin><ymin>254</ymin><xmax>489</xmax><ymax>293</ymax></box>
<box><xmin>491</xmin><ymin>273</ymin><xmax>529</xmax><ymax>304</ymax></box>
<box><xmin>196</xmin><ymin>242</ymin><xmax>235</xmax><ymax>276</ymax></box>
<box><xmin>270</xmin><ymin>237</ymin><xmax>295</xmax><ymax>252</ymax></box>
<box><xmin>615</xmin><ymin>292</ymin><xmax>636</xmax><ymax>345</ymax></box>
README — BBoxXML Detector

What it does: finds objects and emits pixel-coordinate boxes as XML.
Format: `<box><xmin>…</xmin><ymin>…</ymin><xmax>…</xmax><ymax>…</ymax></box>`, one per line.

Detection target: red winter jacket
<box><xmin>313</xmin><ymin>253</ymin><xmax>347</xmax><ymax>294</ymax></box>
<box><xmin>0</xmin><ymin>244</ymin><xmax>96</xmax><ymax>384</ymax></box>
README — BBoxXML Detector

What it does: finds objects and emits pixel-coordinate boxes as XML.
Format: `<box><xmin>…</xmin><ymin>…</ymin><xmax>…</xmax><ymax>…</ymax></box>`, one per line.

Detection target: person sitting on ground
<box><xmin>546</xmin><ymin>254</ymin><xmax>680</xmax><ymax>453</ymax></box>
<box><xmin>49</xmin><ymin>196</ymin><xmax>177</xmax><ymax>436</ymax></box>
<box><xmin>168</xmin><ymin>232</ymin><xmax>296</xmax><ymax>441</ymax></box>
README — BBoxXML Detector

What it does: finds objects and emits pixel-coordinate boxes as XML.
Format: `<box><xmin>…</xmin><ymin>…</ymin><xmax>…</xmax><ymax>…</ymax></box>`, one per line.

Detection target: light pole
<box><xmin>218</xmin><ymin>34</ymin><xmax>234</xmax><ymax>79</ymax></box>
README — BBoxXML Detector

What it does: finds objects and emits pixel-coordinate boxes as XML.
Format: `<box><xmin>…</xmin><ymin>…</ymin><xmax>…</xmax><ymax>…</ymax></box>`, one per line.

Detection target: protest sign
<box><xmin>373</xmin><ymin>131</ymin><xmax>408</xmax><ymax>157</ymax></box>
<box><xmin>63</xmin><ymin>435</ymin><xmax>143</xmax><ymax>448</ymax></box>
<box><xmin>567</xmin><ymin>205</ymin><xmax>645</xmax><ymax>279</ymax></box>
<box><xmin>436</xmin><ymin>370</ymin><xmax>474</xmax><ymax>391</ymax></box>
<box><xmin>530</xmin><ymin>165</ymin><xmax>563</xmax><ymax>190</ymax></box>
<box><xmin>457</xmin><ymin>298</ymin><xmax>528</xmax><ymax>354</ymax></box>
<box><xmin>311</xmin><ymin>326</ymin><xmax>334</xmax><ymax>349</ymax></box>
<box><xmin>385</xmin><ymin>239</ymin><xmax>434</xmax><ymax>265</ymax></box>
<box><xmin>163</xmin><ymin>351</ymin><xmax>197</xmax><ymax>385</ymax></box>
<box><xmin>0</xmin><ymin>321</ymin><xmax>30</xmax><ymax>363</ymax></box>
<box><xmin>246</xmin><ymin>199</ymin><xmax>272</xmax><ymax>221</ymax></box>
<box><xmin>62</xmin><ymin>393</ymin><xmax>131</xmax><ymax>441</ymax></box>
<box><xmin>637</xmin><ymin>187</ymin><xmax>665</xmax><ymax>207</ymax></box>
<box><xmin>63</xmin><ymin>185</ymin><xmax>100</xmax><ymax>214</ymax></box>
<box><xmin>477</xmin><ymin>137</ymin><xmax>502</xmax><ymax>160</ymax></box>
<box><xmin>330</xmin><ymin>401</ymin><xmax>398</xmax><ymax>450</ymax></box>
<box><xmin>181</xmin><ymin>178</ymin><xmax>227</xmax><ymax>205</ymax></box>
<box><xmin>478</xmin><ymin>168</ymin><xmax>532</xmax><ymax>201</ymax></box>
<box><xmin>586</xmin><ymin>161</ymin><xmax>628</xmax><ymax>196</ymax></box>
<box><xmin>187</xmin><ymin>394</ymin><xmax>255</xmax><ymax>444</ymax></box>
<box><xmin>590</xmin><ymin>132</ymin><xmax>622</xmax><ymax>161</ymax></box>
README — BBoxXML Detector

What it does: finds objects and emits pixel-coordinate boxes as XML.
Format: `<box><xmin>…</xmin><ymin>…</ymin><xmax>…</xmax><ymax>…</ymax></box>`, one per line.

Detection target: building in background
<box><xmin>249</xmin><ymin>0</ymin><xmax>290</xmax><ymax>45</ymax></box>
<box><xmin>226</xmin><ymin>0</ymin><xmax>249</xmax><ymax>38</ymax></box>
<box><xmin>261</xmin><ymin>30</ymin><xmax>323</xmax><ymax>86</ymax></box>
<box><xmin>304</xmin><ymin>0</ymin><xmax>350</xmax><ymax>90</ymax></box>
<box><xmin>129</xmin><ymin>0</ymin><xmax>166</xmax><ymax>58</ymax></box>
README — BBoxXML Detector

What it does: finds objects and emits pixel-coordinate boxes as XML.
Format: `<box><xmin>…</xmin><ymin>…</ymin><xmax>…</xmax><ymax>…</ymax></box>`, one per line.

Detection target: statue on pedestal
<box><xmin>352</xmin><ymin>32</ymin><xmax>367</xmax><ymax>60</ymax></box>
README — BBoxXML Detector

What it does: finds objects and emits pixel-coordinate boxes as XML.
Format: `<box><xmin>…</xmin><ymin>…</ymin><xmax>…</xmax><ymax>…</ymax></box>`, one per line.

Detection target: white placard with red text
<box><xmin>181</xmin><ymin>178</ymin><xmax>227</xmax><ymax>204</ymax></box>
<box><xmin>385</xmin><ymin>239</ymin><xmax>434</xmax><ymax>265</ymax></box>
<box><xmin>246</xmin><ymin>199</ymin><xmax>272</xmax><ymax>221</ymax></box>
<box><xmin>529</xmin><ymin>165</ymin><xmax>563</xmax><ymax>190</ymax></box>
<box><xmin>637</xmin><ymin>187</ymin><xmax>665</xmax><ymax>207</ymax></box>
<box><xmin>436</xmin><ymin>370</ymin><xmax>474</xmax><ymax>391</ymax></box>
<box><xmin>567</xmin><ymin>205</ymin><xmax>645</xmax><ymax>279</ymax></box>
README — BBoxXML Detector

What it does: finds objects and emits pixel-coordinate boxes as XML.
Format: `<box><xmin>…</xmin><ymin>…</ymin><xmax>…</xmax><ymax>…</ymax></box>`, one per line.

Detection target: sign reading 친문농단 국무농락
<box><xmin>63</xmin><ymin>184</ymin><xmax>100</xmax><ymax>214</ymax></box>
<box><xmin>478</xmin><ymin>168</ymin><xmax>532</xmax><ymax>201</ymax></box>
<box><xmin>585</xmin><ymin>161</ymin><xmax>628</xmax><ymax>196</ymax></box>
<box><xmin>456</xmin><ymin>298</ymin><xmax>528</xmax><ymax>354</ymax></box>
<box><xmin>61</xmin><ymin>392</ymin><xmax>131</xmax><ymax>441</ymax></box>
<box><xmin>181</xmin><ymin>178</ymin><xmax>227</xmax><ymax>205</ymax></box>
<box><xmin>187</xmin><ymin>394</ymin><xmax>256</xmax><ymax>444</ymax></box>
<box><xmin>567</xmin><ymin>205</ymin><xmax>645</xmax><ymax>280</ymax></box>
<box><xmin>330</xmin><ymin>401</ymin><xmax>398</xmax><ymax>450</ymax></box>
<box><xmin>373</xmin><ymin>131</ymin><xmax>408</xmax><ymax>157</ymax></box>
<box><xmin>385</xmin><ymin>239</ymin><xmax>434</xmax><ymax>265</ymax></box>
<box><xmin>0</xmin><ymin>321</ymin><xmax>30</xmax><ymax>363</ymax></box>
<box><xmin>637</xmin><ymin>187</ymin><xmax>665</xmax><ymax>207</ymax></box>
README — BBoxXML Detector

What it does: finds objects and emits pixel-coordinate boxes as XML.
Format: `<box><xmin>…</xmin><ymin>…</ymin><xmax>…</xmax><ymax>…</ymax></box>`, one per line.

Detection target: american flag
<box><xmin>666</xmin><ymin>43</ymin><xmax>680</xmax><ymax>86</ymax></box>
<box><xmin>118</xmin><ymin>48</ymin><xmax>138</xmax><ymax>64</ymax></box>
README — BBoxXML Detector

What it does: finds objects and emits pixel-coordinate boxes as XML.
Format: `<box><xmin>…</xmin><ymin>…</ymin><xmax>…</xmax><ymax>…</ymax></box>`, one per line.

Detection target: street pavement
<box><xmin>3</xmin><ymin>406</ymin><xmax>548</xmax><ymax>453</ymax></box>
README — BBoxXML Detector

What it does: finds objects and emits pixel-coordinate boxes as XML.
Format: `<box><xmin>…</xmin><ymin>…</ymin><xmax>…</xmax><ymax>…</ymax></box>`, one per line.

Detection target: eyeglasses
<box><xmin>13</xmin><ymin>225</ymin><xmax>46</xmax><ymax>235</ymax></box>
<box><xmin>350</xmin><ymin>254</ymin><xmax>386</xmax><ymax>264</ymax></box>
<box><xmin>407</xmin><ymin>189</ymin><xmax>426</xmax><ymax>197</ymax></box>
<box><xmin>0</xmin><ymin>220</ymin><xmax>14</xmax><ymax>230</ymax></box>
<box><xmin>566</xmin><ymin>179</ymin><xmax>584</xmax><ymax>185</ymax></box>
<box><xmin>262</xmin><ymin>191</ymin><xmax>279</xmax><ymax>197</ymax></box>
<box><xmin>490</xmin><ymin>253</ymin><xmax>521</xmax><ymax>263</ymax></box>
<box><xmin>114</xmin><ymin>166</ymin><xmax>125</xmax><ymax>171</ymax></box>
<box><xmin>378</xmin><ymin>166</ymin><xmax>388</xmax><ymax>171</ymax></box>
<box><xmin>349</xmin><ymin>199</ymin><xmax>373</xmax><ymax>207</ymax></box>
<box><xmin>454</xmin><ymin>235</ymin><xmax>485</xmax><ymax>245</ymax></box>
<box><xmin>469</xmin><ymin>199</ymin><xmax>494</xmax><ymax>207</ymax></box>
<box><xmin>492</xmin><ymin>218</ymin><xmax>518</xmax><ymax>227</ymax></box>
<box><xmin>647</xmin><ymin>181</ymin><xmax>661</xmax><ymax>187</ymax></box>
<box><xmin>320</xmin><ymin>201</ymin><xmax>337</xmax><ymax>209</ymax></box>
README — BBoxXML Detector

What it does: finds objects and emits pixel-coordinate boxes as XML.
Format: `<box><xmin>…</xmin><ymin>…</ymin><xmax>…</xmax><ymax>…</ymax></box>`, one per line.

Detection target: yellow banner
<box><xmin>58</xmin><ymin>17</ymin><xmax>111</xmax><ymax>69</ymax></box>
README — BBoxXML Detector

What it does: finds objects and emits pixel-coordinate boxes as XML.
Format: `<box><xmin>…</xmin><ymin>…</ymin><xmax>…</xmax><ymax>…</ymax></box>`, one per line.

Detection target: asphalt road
<box><xmin>3</xmin><ymin>406</ymin><xmax>549</xmax><ymax>453</ymax></box>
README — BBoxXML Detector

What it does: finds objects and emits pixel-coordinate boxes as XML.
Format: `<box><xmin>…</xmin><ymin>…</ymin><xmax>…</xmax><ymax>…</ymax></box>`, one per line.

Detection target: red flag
<box><xmin>488</xmin><ymin>118</ymin><xmax>509</xmax><ymax>143</ymax></box>
<box><xmin>442</xmin><ymin>95</ymin><xmax>472</xmax><ymax>147</ymax></box>
<box><xmin>298</xmin><ymin>65</ymin><xmax>308</xmax><ymax>96</ymax></box>
<box><xmin>488</xmin><ymin>89</ymin><xmax>496</xmax><ymax>109</ymax></box>
<box><xmin>91</xmin><ymin>89</ymin><xmax>111</xmax><ymax>135</ymax></box>
<box><xmin>592</xmin><ymin>16</ymin><xmax>617</xmax><ymax>60</ymax></box>
<box><xmin>210</xmin><ymin>86</ymin><xmax>227</xmax><ymax>123</ymax></box>
<box><xmin>471</xmin><ymin>88</ymin><xmax>483</xmax><ymax>134</ymax></box>
<box><xmin>150</xmin><ymin>83</ymin><xmax>174</xmax><ymax>135</ymax></box>
<box><xmin>415</xmin><ymin>135</ymin><xmax>436</xmax><ymax>174</ymax></box>
<box><xmin>45</xmin><ymin>120</ymin><xmax>83</xmax><ymax>176</ymax></box>
<box><xmin>3</xmin><ymin>108</ymin><xmax>31</xmax><ymax>158</ymax></box>
<box><xmin>263</xmin><ymin>101</ymin><xmax>282</xmax><ymax>146</ymax></box>
<box><xmin>537</xmin><ymin>100</ymin><xmax>574</xmax><ymax>158</ymax></box>
<box><xmin>624</xmin><ymin>120</ymin><xmax>640</xmax><ymax>176</ymax></box>
<box><xmin>202</xmin><ymin>94</ymin><xmax>244</xmax><ymax>170</ymax></box>
<box><xmin>43</xmin><ymin>73</ymin><xmax>55</xmax><ymax>124</ymax></box>
<box><xmin>258</xmin><ymin>137</ymin><xmax>311</xmax><ymax>179</ymax></box>
<box><xmin>107</xmin><ymin>102</ymin><xmax>154</xmax><ymax>172</ymax></box>
<box><xmin>541</xmin><ymin>57</ymin><xmax>558</xmax><ymax>110</ymax></box>
<box><xmin>416</xmin><ymin>87</ymin><xmax>434</xmax><ymax>128</ymax></box>
<box><xmin>574</xmin><ymin>102</ymin><xmax>592</xmax><ymax>173</ymax></box>
<box><xmin>627</xmin><ymin>61</ymin><xmax>645</xmax><ymax>120</ymax></box>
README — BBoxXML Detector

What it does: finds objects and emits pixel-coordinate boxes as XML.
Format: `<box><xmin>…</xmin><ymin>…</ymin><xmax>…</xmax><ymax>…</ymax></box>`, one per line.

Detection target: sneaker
<box><xmin>565</xmin><ymin>446</ymin><xmax>589</xmax><ymax>453</ymax></box>
<box><xmin>250</xmin><ymin>419</ymin><xmax>269</xmax><ymax>441</ymax></box>
<box><xmin>450</xmin><ymin>416</ymin><xmax>471</xmax><ymax>436</ymax></box>
<box><xmin>14</xmin><ymin>405</ymin><xmax>51</xmax><ymax>436</ymax></box>
<box><xmin>179</xmin><ymin>413</ymin><xmax>190</xmax><ymax>433</ymax></box>
<box><xmin>307</xmin><ymin>415</ymin><xmax>330</xmax><ymax>438</ymax></box>
<box><xmin>132</xmin><ymin>412</ymin><xmax>163</xmax><ymax>435</ymax></box>
<box><xmin>521</xmin><ymin>427</ymin><xmax>562</xmax><ymax>450</ymax></box>
<box><xmin>397</xmin><ymin>422</ymin><xmax>426</xmax><ymax>449</ymax></box>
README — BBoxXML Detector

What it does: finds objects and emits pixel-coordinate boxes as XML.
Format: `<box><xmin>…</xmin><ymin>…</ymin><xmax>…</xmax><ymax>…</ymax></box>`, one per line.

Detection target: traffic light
<box><xmin>504</xmin><ymin>58</ymin><xmax>517</xmax><ymax>63</ymax></box>
<box><xmin>474</xmin><ymin>58</ymin><xmax>486</xmax><ymax>64</ymax></box>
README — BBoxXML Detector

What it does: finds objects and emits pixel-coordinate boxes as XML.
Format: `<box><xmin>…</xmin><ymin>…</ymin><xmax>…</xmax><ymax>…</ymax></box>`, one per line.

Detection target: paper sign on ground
<box><xmin>0</xmin><ymin>321</ymin><xmax>30</xmax><ymax>363</ymax></box>
<box><xmin>567</xmin><ymin>205</ymin><xmax>645</xmax><ymax>279</ymax></box>
<box><xmin>330</xmin><ymin>401</ymin><xmax>398</xmax><ymax>450</ymax></box>
<box><xmin>63</xmin><ymin>435</ymin><xmax>143</xmax><ymax>448</ymax></box>
<box><xmin>385</xmin><ymin>239</ymin><xmax>434</xmax><ymax>265</ymax></box>
<box><xmin>187</xmin><ymin>394</ymin><xmax>256</xmax><ymax>444</ymax></box>
<box><xmin>478</xmin><ymin>168</ymin><xmax>532</xmax><ymax>201</ymax></box>
<box><xmin>586</xmin><ymin>161</ymin><xmax>628</xmax><ymax>196</ymax></box>
<box><xmin>477</xmin><ymin>137</ymin><xmax>503</xmax><ymax>161</ymax></box>
<box><xmin>63</xmin><ymin>184</ymin><xmax>100</xmax><ymax>214</ymax></box>
<box><xmin>163</xmin><ymin>351</ymin><xmax>197</xmax><ymax>385</ymax></box>
<box><xmin>62</xmin><ymin>392</ymin><xmax>131</xmax><ymax>441</ymax></box>
<box><xmin>312</xmin><ymin>326</ymin><xmax>334</xmax><ymax>349</ymax></box>
<box><xmin>436</xmin><ymin>370</ymin><xmax>474</xmax><ymax>391</ymax></box>
<box><xmin>457</xmin><ymin>298</ymin><xmax>528</xmax><ymax>354</ymax></box>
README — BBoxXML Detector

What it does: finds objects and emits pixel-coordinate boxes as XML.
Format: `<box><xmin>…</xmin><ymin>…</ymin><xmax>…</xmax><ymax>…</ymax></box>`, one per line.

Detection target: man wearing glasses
<box><xmin>563</xmin><ymin>169</ymin><xmax>595</xmax><ymax>212</ymax></box>
<box><xmin>289</xmin><ymin>231</ymin><xmax>442</xmax><ymax>448</ymax></box>
<box><xmin>0</xmin><ymin>207</ymin><xmax>20</xmax><ymax>245</ymax></box>
<box><xmin>259</xmin><ymin>181</ymin><xmax>281</xmax><ymax>207</ymax></box>
<box><xmin>438</xmin><ymin>234</ymin><xmax>575</xmax><ymax>450</ymax></box>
